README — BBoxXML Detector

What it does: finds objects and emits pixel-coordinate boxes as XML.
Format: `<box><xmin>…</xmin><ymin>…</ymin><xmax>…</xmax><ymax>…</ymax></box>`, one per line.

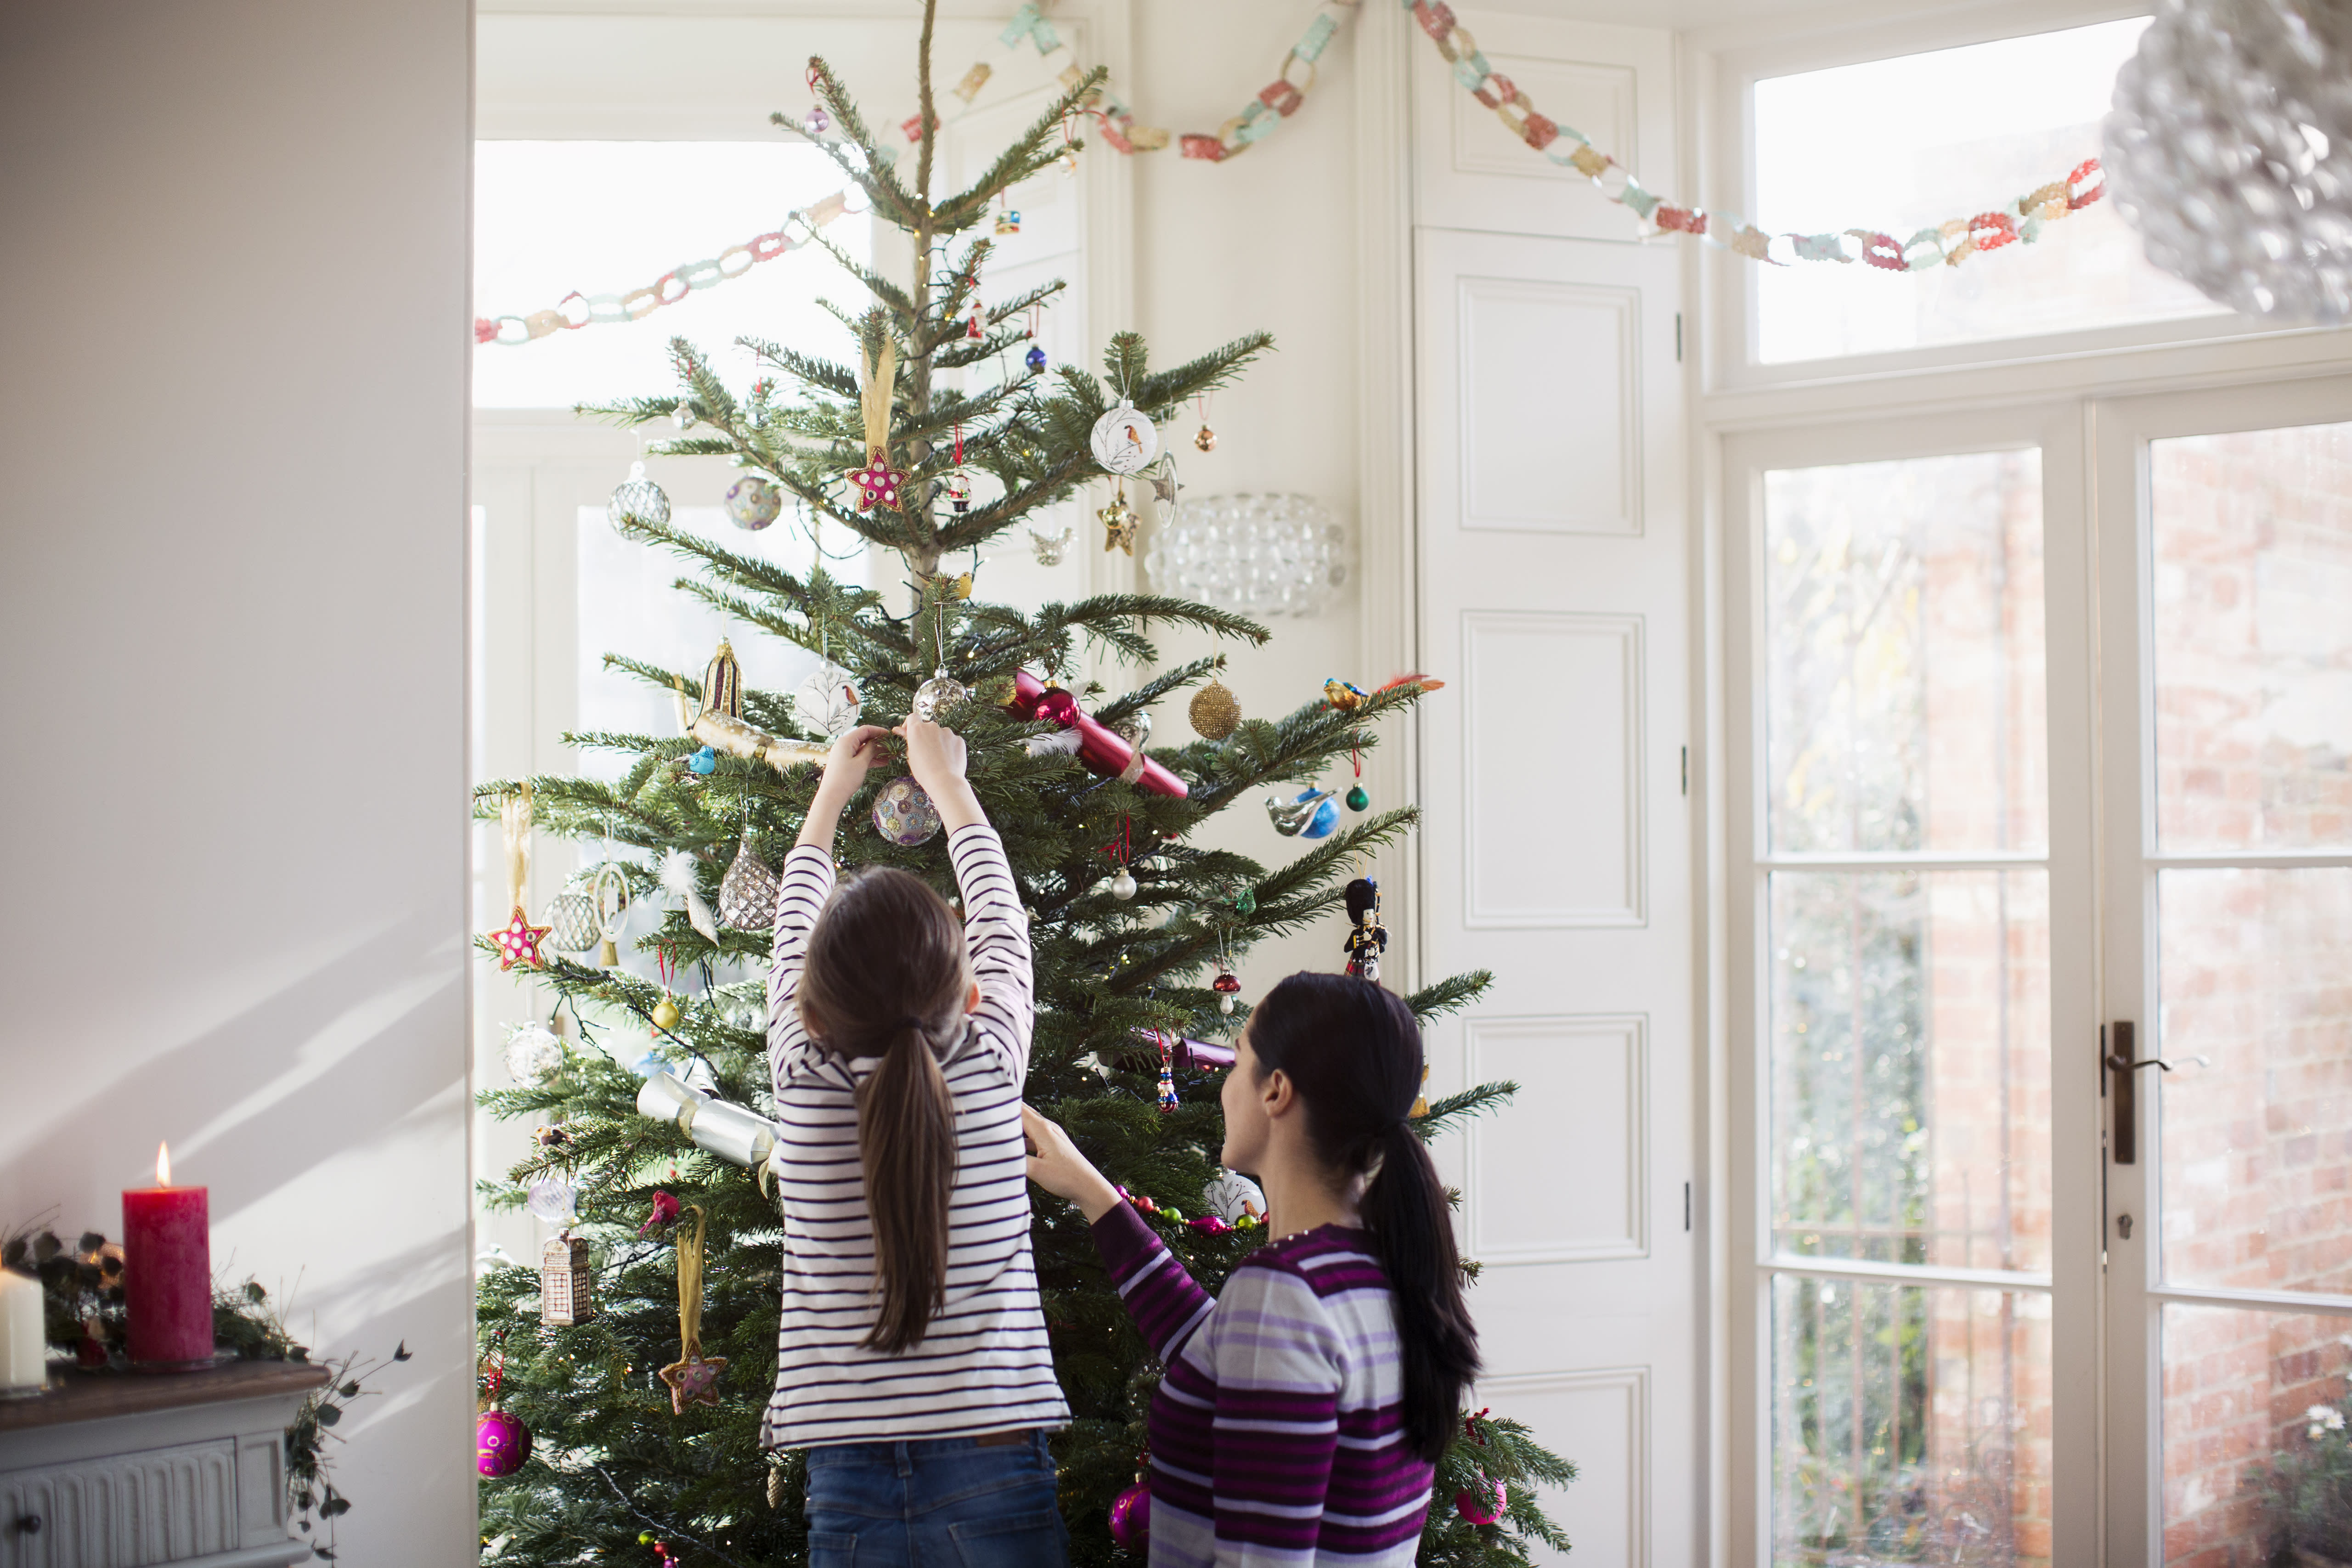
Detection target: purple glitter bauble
<box><xmin>1108</xmin><ymin>1479</ymin><xmax>1151</xmax><ymax>1551</ymax></box>
<box><xmin>476</xmin><ymin>1409</ymin><xmax>532</xmax><ymax>1478</ymax></box>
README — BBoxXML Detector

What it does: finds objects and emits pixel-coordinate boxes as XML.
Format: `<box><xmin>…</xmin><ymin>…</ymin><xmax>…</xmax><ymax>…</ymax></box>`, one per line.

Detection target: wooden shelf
<box><xmin>0</xmin><ymin>1360</ymin><xmax>328</xmax><ymax>1432</ymax></box>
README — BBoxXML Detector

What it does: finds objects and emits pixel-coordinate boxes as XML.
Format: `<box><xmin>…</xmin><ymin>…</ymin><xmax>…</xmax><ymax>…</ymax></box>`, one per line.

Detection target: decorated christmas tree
<box><xmin>473</xmin><ymin>10</ymin><xmax>1575</xmax><ymax>1563</ymax></box>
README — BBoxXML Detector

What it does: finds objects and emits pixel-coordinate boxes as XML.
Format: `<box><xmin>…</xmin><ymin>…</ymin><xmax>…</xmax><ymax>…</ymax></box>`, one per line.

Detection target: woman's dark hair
<box><xmin>797</xmin><ymin>867</ymin><xmax>968</xmax><ymax>1354</ymax></box>
<box><xmin>1247</xmin><ymin>972</ymin><xmax>1480</xmax><ymax>1462</ymax></box>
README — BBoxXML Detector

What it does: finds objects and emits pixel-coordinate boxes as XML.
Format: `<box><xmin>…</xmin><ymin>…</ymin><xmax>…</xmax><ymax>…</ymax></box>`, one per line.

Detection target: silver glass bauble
<box><xmin>2104</xmin><ymin>0</ymin><xmax>2352</xmax><ymax>323</ymax></box>
<box><xmin>912</xmin><ymin>666</ymin><xmax>970</xmax><ymax>722</ymax></box>
<box><xmin>607</xmin><ymin>460</ymin><xmax>671</xmax><ymax>532</ymax></box>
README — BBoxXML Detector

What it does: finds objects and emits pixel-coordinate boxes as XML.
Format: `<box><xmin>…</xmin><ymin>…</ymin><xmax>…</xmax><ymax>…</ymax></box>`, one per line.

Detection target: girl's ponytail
<box><xmin>797</xmin><ymin>867</ymin><xmax>971</xmax><ymax>1354</ymax></box>
<box><xmin>1247</xmin><ymin>973</ymin><xmax>1482</xmax><ymax>1463</ymax></box>
<box><xmin>857</xmin><ymin>1017</ymin><xmax>957</xmax><ymax>1353</ymax></box>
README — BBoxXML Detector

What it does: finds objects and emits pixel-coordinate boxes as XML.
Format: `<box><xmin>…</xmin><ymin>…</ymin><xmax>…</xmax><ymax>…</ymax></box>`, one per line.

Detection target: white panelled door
<box><xmin>1410</xmin><ymin>14</ymin><xmax>1690</xmax><ymax>1565</ymax></box>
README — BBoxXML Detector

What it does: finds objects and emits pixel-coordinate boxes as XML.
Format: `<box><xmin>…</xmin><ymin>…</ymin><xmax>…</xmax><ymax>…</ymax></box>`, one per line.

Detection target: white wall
<box><xmin>0</xmin><ymin>6</ymin><xmax>477</xmax><ymax>1563</ymax></box>
<box><xmin>1128</xmin><ymin>0</ymin><xmax>1375</xmax><ymax>995</ymax></box>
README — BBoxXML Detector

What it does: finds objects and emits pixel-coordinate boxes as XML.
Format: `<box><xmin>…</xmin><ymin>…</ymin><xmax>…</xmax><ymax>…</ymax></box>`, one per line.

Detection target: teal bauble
<box><xmin>1345</xmin><ymin>784</ymin><xmax>1371</xmax><ymax>812</ymax></box>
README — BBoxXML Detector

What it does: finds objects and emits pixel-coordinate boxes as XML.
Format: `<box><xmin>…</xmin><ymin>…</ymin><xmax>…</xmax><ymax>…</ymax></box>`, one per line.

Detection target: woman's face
<box><xmin>1219</xmin><ymin>1024</ymin><xmax>1273</xmax><ymax>1176</ymax></box>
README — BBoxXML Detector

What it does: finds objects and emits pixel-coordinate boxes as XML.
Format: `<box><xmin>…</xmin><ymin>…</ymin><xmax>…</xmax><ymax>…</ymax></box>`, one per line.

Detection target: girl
<box><xmin>1024</xmin><ymin>973</ymin><xmax>1480</xmax><ymax>1566</ymax></box>
<box><xmin>765</xmin><ymin>716</ymin><xmax>1069</xmax><ymax>1568</ymax></box>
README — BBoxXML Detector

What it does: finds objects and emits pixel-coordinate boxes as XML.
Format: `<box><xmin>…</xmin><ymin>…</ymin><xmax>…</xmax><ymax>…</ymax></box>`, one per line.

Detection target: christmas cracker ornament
<box><xmin>1003</xmin><ymin>669</ymin><xmax>1188</xmax><ymax>798</ymax></box>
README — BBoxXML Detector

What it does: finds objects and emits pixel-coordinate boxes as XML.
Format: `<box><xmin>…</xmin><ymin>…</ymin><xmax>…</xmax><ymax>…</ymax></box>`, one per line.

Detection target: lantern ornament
<box><xmin>539</xmin><ymin>1235</ymin><xmax>597</xmax><ymax>1327</ymax></box>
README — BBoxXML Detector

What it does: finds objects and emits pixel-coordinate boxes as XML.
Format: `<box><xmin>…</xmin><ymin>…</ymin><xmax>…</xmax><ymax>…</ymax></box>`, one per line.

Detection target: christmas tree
<box><xmin>474</xmin><ymin>10</ymin><xmax>1574</xmax><ymax>1563</ymax></box>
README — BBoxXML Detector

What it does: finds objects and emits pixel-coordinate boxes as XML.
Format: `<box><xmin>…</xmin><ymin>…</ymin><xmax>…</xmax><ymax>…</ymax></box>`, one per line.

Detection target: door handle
<box><xmin>2107</xmin><ymin>1021</ymin><xmax>2209</xmax><ymax>1164</ymax></box>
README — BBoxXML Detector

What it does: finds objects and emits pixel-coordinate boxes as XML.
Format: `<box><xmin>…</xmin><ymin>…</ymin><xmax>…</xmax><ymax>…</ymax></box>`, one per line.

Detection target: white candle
<box><xmin>0</xmin><ymin>1268</ymin><xmax>44</xmax><ymax>1391</ymax></box>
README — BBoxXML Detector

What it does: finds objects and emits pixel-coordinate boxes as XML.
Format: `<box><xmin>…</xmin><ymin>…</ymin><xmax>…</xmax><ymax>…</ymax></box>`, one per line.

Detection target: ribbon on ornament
<box><xmin>658</xmin><ymin>1205</ymin><xmax>727</xmax><ymax>1413</ymax></box>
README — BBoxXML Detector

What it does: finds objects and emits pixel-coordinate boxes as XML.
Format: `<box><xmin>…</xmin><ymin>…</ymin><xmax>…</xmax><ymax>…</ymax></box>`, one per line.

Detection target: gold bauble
<box><xmin>1194</xmin><ymin>424</ymin><xmax>1218</xmax><ymax>452</ymax></box>
<box><xmin>651</xmin><ymin>997</ymin><xmax>682</xmax><ymax>1032</ymax></box>
<box><xmin>1189</xmin><ymin>678</ymin><xmax>1241</xmax><ymax>741</ymax></box>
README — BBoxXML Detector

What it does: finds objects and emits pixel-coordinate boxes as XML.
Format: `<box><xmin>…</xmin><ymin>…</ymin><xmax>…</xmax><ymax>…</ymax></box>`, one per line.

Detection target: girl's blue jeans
<box><xmin>804</xmin><ymin>1428</ymin><xmax>1069</xmax><ymax>1567</ymax></box>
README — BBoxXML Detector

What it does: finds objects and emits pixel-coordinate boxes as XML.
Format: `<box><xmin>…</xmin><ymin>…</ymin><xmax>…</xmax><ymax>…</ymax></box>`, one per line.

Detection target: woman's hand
<box><xmin>797</xmin><ymin>725</ymin><xmax>895</xmax><ymax>850</ymax></box>
<box><xmin>1022</xmin><ymin>1105</ymin><xmax>1122</xmax><ymax>1223</ymax></box>
<box><xmin>898</xmin><ymin>716</ymin><xmax>985</xmax><ymax>832</ymax></box>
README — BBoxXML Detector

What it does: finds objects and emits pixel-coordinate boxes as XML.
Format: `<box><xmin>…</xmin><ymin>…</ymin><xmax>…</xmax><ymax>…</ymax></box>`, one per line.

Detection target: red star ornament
<box><xmin>659</xmin><ymin>1351</ymin><xmax>727</xmax><ymax>1413</ymax></box>
<box><xmin>846</xmin><ymin>449</ymin><xmax>905</xmax><ymax>510</ymax></box>
<box><xmin>491</xmin><ymin>904</ymin><xmax>550</xmax><ymax>971</ymax></box>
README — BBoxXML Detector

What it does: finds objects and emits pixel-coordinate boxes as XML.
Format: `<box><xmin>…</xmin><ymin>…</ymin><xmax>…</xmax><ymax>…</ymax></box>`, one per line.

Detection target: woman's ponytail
<box><xmin>797</xmin><ymin>868</ymin><xmax>971</xmax><ymax>1355</ymax></box>
<box><xmin>1247</xmin><ymin>973</ymin><xmax>1482</xmax><ymax>1463</ymax></box>
<box><xmin>857</xmin><ymin>1018</ymin><xmax>957</xmax><ymax>1353</ymax></box>
<box><xmin>1363</xmin><ymin>1118</ymin><xmax>1481</xmax><ymax>1461</ymax></box>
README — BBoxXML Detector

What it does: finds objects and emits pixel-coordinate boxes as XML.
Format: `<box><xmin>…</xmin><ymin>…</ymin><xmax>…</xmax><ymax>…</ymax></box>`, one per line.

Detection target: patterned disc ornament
<box><xmin>542</xmin><ymin>890</ymin><xmax>599</xmax><ymax>954</ymax></box>
<box><xmin>1089</xmin><ymin>401</ymin><xmax>1160</xmax><ymax>475</ymax></box>
<box><xmin>723</xmin><ymin>475</ymin><xmax>784</xmax><ymax>531</ymax></box>
<box><xmin>790</xmin><ymin>661</ymin><xmax>862</xmax><ymax>740</ymax></box>
<box><xmin>503</xmin><ymin>1021</ymin><xmax>566</xmax><ymax>1087</ymax></box>
<box><xmin>717</xmin><ymin>834</ymin><xmax>780</xmax><ymax>930</ymax></box>
<box><xmin>1189</xmin><ymin>678</ymin><xmax>1241</xmax><ymax>740</ymax></box>
<box><xmin>871</xmin><ymin>776</ymin><xmax>942</xmax><ymax>846</ymax></box>
<box><xmin>606</xmin><ymin>461</ymin><xmax>671</xmax><ymax>533</ymax></box>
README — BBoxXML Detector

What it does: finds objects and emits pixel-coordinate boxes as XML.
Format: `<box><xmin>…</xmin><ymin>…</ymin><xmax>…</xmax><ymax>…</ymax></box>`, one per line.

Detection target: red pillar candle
<box><xmin>123</xmin><ymin>1143</ymin><xmax>213</xmax><ymax>1367</ymax></box>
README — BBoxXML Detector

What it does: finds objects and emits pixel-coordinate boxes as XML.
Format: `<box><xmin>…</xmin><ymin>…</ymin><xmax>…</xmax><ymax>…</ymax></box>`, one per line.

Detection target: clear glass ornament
<box><xmin>803</xmin><ymin>106</ymin><xmax>830</xmax><ymax>136</ymax></box>
<box><xmin>525</xmin><ymin>1175</ymin><xmax>578</xmax><ymax>1223</ymax></box>
<box><xmin>542</xmin><ymin>891</ymin><xmax>599</xmax><ymax>953</ymax></box>
<box><xmin>1027</xmin><ymin>523</ymin><xmax>1074</xmax><ymax>565</ymax></box>
<box><xmin>1144</xmin><ymin>494</ymin><xmax>1353</xmax><ymax>618</ymax></box>
<box><xmin>671</xmin><ymin>400</ymin><xmax>696</xmax><ymax>430</ymax></box>
<box><xmin>717</xmin><ymin>835</ymin><xmax>779</xmax><ymax>930</ymax></box>
<box><xmin>912</xmin><ymin>667</ymin><xmax>969</xmax><ymax>722</ymax></box>
<box><xmin>1111</xmin><ymin>709</ymin><xmax>1151</xmax><ymax>748</ymax></box>
<box><xmin>2105</xmin><ymin>0</ymin><xmax>2352</xmax><ymax>323</ymax></box>
<box><xmin>607</xmin><ymin>460</ymin><xmax>671</xmax><ymax>533</ymax></box>
<box><xmin>505</xmin><ymin>1021</ymin><xmax>567</xmax><ymax>1086</ymax></box>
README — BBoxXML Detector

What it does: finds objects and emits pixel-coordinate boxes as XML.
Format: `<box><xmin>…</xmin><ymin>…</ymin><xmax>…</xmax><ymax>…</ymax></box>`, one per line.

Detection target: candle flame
<box><xmin>156</xmin><ymin>1141</ymin><xmax>171</xmax><ymax>1187</ymax></box>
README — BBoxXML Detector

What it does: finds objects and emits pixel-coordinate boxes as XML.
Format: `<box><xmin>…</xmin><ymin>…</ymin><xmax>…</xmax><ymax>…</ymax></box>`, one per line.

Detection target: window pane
<box><xmin>1772</xmin><ymin>1275</ymin><xmax>2051</xmax><ymax>1566</ymax></box>
<box><xmin>576</xmin><ymin>504</ymin><xmax>863</xmax><ymax>784</ymax></box>
<box><xmin>1764</xmin><ymin>452</ymin><xmax>2047</xmax><ymax>855</ymax></box>
<box><xmin>1770</xmin><ymin>871</ymin><xmax>2051</xmax><ymax>1275</ymax></box>
<box><xmin>1753</xmin><ymin>19</ymin><xmax>2223</xmax><ymax>365</ymax></box>
<box><xmin>473</xmin><ymin>141</ymin><xmax>868</xmax><ymax>409</ymax></box>
<box><xmin>2159</xmin><ymin>869</ymin><xmax>2352</xmax><ymax>1294</ymax></box>
<box><xmin>2151</xmin><ymin>421</ymin><xmax>2352</xmax><ymax>851</ymax></box>
<box><xmin>2162</xmin><ymin>1304</ymin><xmax>2352</xmax><ymax>1567</ymax></box>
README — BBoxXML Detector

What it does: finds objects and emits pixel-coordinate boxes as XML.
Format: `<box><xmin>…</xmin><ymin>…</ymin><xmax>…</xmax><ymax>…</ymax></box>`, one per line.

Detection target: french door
<box><xmin>1726</xmin><ymin>374</ymin><xmax>2352</xmax><ymax>1565</ymax></box>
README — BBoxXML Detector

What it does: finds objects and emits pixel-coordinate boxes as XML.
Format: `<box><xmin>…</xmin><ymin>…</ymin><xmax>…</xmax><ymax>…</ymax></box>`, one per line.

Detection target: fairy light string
<box><xmin>475</xmin><ymin>0</ymin><xmax>2105</xmax><ymax>344</ymax></box>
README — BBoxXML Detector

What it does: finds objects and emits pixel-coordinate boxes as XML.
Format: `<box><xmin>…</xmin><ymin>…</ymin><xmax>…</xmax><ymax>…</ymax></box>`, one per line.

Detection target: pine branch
<box><xmin>799</xmin><ymin>56</ymin><xmax>922</xmax><ymax>233</ymax></box>
<box><xmin>931</xmin><ymin>68</ymin><xmax>1109</xmax><ymax>232</ymax></box>
<box><xmin>1411</xmin><ymin>1082</ymin><xmax>1518</xmax><ymax>1143</ymax></box>
<box><xmin>1405</xmin><ymin>970</ymin><xmax>1495</xmax><ymax>1021</ymax></box>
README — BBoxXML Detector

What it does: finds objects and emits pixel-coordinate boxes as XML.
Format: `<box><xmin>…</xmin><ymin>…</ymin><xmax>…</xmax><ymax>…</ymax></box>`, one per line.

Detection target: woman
<box><xmin>1025</xmin><ymin>972</ymin><xmax>1479</xmax><ymax>1566</ymax></box>
<box><xmin>765</xmin><ymin>716</ymin><xmax>1068</xmax><ymax>1567</ymax></box>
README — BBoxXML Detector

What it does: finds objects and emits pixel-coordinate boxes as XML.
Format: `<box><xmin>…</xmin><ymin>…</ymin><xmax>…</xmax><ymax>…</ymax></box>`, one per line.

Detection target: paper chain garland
<box><xmin>475</xmin><ymin>0</ymin><xmax>2103</xmax><ymax>344</ymax></box>
<box><xmin>1403</xmin><ymin>0</ymin><xmax>2105</xmax><ymax>269</ymax></box>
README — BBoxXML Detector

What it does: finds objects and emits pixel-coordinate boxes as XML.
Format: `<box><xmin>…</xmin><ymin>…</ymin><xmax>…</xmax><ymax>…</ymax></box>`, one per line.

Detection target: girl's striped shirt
<box><xmin>1092</xmin><ymin>1205</ymin><xmax>1435</xmax><ymax>1565</ymax></box>
<box><xmin>761</xmin><ymin>824</ymin><xmax>1071</xmax><ymax>1450</ymax></box>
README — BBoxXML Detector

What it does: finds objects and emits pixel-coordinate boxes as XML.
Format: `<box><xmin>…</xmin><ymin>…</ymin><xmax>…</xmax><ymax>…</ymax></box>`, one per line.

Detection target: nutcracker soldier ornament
<box><xmin>1343</xmin><ymin>877</ymin><xmax>1387</xmax><ymax>984</ymax></box>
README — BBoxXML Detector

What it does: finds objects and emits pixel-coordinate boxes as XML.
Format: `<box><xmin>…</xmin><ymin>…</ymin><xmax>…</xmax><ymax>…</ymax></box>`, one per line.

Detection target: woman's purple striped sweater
<box><xmin>1092</xmin><ymin>1204</ymin><xmax>1435</xmax><ymax>1566</ymax></box>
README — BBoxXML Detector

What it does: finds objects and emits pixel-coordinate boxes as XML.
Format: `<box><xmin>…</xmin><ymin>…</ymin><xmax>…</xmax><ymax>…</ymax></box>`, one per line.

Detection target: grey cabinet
<box><xmin>0</xmin><ymin>1364</ymin><xmax>326</xmax><ymax>1568</ymax></box>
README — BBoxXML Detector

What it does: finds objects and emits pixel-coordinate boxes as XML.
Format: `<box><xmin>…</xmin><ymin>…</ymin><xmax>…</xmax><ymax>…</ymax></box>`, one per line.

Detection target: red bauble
<box><xmin>476</xmin><ymin>1409</ymin><xmax>533</xmax><ymax>1478</ymax></box>
<box><xmin>1108</xmin><ymin>1479</ymin><xmax>1151</xmax><ymax>1551</ymax></box>
<box><xmin>1035</xmin><ymin>686</ymin><xmax>1081</xmax><ymax>728</ymax></box>
<box><xmin>1454</xmin><ymin>1474</ymin><xmax>1507</xmax><ymax>1525</ymax></box>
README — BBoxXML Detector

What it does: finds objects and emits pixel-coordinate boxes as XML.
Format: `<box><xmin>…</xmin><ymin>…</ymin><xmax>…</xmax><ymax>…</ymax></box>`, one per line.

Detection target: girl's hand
<box><xmin>897</xmin><ymin>716</ymin><xmax>984</xmax><ymax>832</ymax></box>
<box><xmin>896</xmin><ymin>716</ymin><xmax>968</xmax><ymax>795</ymax></box>
<box><xmin>1022</xmin><ymin>1105</ymin><xmax>1122</xmax><ymax>1222</ymax></box>
<box><xmin>817</xmin><ymin>724</ymin><xmax>894</xmax><ymax>799</ymax></box>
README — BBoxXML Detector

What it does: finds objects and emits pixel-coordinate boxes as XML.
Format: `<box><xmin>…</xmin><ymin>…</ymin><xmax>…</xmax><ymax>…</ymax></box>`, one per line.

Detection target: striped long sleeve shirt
<box><xmin>760</xmin><ymin>824</ymin><xmax>1071</xmax><ymax>1450</ymax></box>
<box><xmin>1093</xmin><ymin>1204</ymin><xmax>1435</xmax><ymax>1566</ymax></box>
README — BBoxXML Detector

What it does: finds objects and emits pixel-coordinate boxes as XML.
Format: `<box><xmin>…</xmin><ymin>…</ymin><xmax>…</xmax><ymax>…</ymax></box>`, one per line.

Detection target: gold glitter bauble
<box><xmin>1189</xmin><ymin>678</ymin><xmax>1241</xmax><ymax>741</ymax></box>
